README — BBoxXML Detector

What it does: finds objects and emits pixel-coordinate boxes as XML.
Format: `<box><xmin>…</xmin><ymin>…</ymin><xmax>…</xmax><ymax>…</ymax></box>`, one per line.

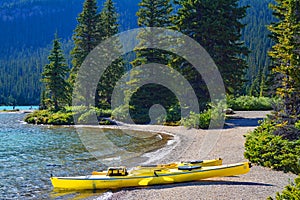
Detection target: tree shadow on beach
<box><xmin>224</xmin><ymin>117</ymin><xmax>264</xmax><ymax>129</ymax></box>
<box><xmin>120</xmin><ymin>179</ymin><xmax>273</xmax><ymax>192</ymax></box>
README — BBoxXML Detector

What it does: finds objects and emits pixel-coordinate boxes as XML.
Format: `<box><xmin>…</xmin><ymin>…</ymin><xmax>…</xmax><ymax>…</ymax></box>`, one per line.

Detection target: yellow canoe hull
<box><xmin>51</xmin><ymin>162</ymin><xmax>250</xmax><ymax>190</ymax></box>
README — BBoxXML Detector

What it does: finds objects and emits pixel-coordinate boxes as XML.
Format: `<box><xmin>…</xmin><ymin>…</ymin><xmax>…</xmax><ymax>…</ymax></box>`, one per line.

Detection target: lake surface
<box><xmin>0</xmin><ymin>106</ymin><xmax>39</xmax><ymax>111</ymax></box>
<box><xmin>0</xmin><ymin>113</ymin><xmax>171</xmax><ymax>199</ymax></box>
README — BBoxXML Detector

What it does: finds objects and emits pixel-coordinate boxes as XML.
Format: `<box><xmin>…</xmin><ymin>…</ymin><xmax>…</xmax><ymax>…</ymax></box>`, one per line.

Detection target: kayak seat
<box><xmin>178</xmin><ymin>165</ymin><xmax>202</xmax><ymax>171</ymax></box>
<box><xmin>107</xmin><ymin>167</ymin><xmax>128</xmax><ymax>176</ymax></box>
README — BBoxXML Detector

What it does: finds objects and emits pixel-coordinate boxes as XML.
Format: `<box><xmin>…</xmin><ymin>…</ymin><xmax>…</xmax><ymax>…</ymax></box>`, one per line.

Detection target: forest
<box><xmin>0</xmin><ymin>0</ymin><xmax>274</xmax><ymax>105</ymax></box>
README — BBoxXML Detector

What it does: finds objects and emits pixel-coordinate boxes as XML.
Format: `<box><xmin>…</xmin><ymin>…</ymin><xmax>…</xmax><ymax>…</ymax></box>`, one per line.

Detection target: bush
<box><xmin>295</xmin><ymin>121</ymin><xmax>300</xmax><ymax>130</ymax></box>
<box><xmin>47</xmin><ymin>111</ymin><xmax>74</xmax><ymax>125</ymax></box>
<box><xmin>181</xmin><ymin>110</ymin><xmax>212</xmax><ymax>129</ymax></box>
<box><xmin>24</xmin><ymin>110</ymin><xmax>51</xmax><ymax>124</ymax></box>
<box><xmin>74</xmin><ymin>107</ymin><xmax>113</xmax><ymax>125</ymax></box>
<box><xmin>244</xmin><ymin>119</ymin><xmax>300</xmax><ymax>174</ymax></box>
<box><xmin>111</xmin><ymin>105</ymin><xmax>133</xmax><ymax>123</ymax></box>
<box><xmin>268</xmin><ymin>176</ymin><xmax>300</xmax><ymax>200</ymax></box>
<box><xmin>24</xmin><ymin>110</ymin><xmax>74</xmax><ymax>125</ymax></box>
<box><xmin>227</xmin><ymin>95</ymin><xmax>274</xmax><ymax>111</ymax></box>
<box><xmin>77</xmin><ymin>109</ymin><xmax>99</xmax><ymax>125</ymax></box>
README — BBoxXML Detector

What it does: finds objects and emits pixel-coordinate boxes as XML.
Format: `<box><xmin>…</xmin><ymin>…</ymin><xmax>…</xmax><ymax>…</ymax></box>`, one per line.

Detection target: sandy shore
<box><xmin>104</xmin><ymin>111</ymin><xmax>297</xmax><ymax>200</ymax></box>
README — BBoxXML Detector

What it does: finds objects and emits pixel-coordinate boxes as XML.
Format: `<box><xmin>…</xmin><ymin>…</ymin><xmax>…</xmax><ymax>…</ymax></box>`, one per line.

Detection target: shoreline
<box><xmin>96</xmin><ymin>111</ymin><xmax>297</xmax><ymax>200</ymax></box>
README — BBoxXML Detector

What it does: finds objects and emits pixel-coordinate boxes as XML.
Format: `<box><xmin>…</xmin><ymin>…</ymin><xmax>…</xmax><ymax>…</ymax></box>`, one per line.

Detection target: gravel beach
<box><xmin>105</xmin><ymin>111</ymin><xmax>297</xmax><ymax>200</ymax></box>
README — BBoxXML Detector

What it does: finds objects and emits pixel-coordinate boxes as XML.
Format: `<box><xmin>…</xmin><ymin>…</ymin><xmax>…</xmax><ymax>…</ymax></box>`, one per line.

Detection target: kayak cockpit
<box><xmin>106</xmin><ymin>166</ymin><xmax>128</xmax><ymax>176</ymax></box>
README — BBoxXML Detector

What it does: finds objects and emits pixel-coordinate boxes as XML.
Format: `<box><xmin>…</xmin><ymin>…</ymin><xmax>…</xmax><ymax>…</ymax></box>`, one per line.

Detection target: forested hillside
<box><xmin>240</xmin><ymin>0</ymin><xmax>276</xmax><ymax>96</ymax></box>
<box><xmin>0</xmin><ymin>0</ymin><xmax>139</xmax><ymax>105</ymax></box>
<box><xmin>0</xmin><ymin>0</ymin><xmax>274</xmax><ymax>105</ymax></box>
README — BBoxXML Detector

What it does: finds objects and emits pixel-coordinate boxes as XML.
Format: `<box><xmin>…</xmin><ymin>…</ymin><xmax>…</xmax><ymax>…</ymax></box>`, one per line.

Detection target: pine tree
<box><xmin>69</xmin><ymin>0</ymin><xmax>100</xmax><ymax>86</ymax></box>
<box><xmin>42</xmin><ymin>33</ymin><xmax>70</xmax><ymax>111</ymax></box>
<box><xmin>174</xmin><ymin>0</ymin><xmax>249</xmax><ymax>95</ymax></box>
<box><xmin>98</xmin><ymin>0</ymin><xmax>119</xmax><ymax>40</ymax></box>
<box><xmin>126</xmin><ymin>0</ymin><xmax>175</xmax><ymax>124</ymax></box>
<box><xmin>131</xmin><ymin>0</ymin><xmax>173</xmax><ymax>67</ymax></box>
<box><xmin>268</xmin><ymin>0</ymin><xmax>300</xmax><ymax>123</ymax></box>
<box><xmin>95</xmin><ymin>0</ymin><xmax>125</xmax><ymax>109</ymax></box>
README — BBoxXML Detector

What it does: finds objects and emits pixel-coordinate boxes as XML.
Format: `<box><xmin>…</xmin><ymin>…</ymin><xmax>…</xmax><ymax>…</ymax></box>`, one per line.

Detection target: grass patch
<box><xmin>227</xmin><ymin>95</ymin><xmax>275</xmax><ymax>111</ymax></box>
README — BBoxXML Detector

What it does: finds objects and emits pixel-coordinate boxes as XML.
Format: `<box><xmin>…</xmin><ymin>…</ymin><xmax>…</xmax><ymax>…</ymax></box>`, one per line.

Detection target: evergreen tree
<box><xmin>69</xmin><ymin>0</ymin><xmax>100</xmax><ymax>86</ymax></box>
<box><xmin>98</xmin><ymin>0</ymin><xmax>119</xmax><ymax>40</ymax></box>
<box><xmin>268</xmin><ymin>0</ymin><xmax>300</xmax><ymax>123</ymax></box>
<box><xmin>42</xmin><ymin>33</ymin><xmax>70</xmax><ymax>110</ymax></box>
<box><xmin>174</xmin><ymin>0</ymin><xmax>249</xmax><ymax>95</ymax></box>
<box><xmin>127</xmin><ymin>0</ymin><xmax>175</xmax><ymax>124</ymax></box>
<box><xmin>131</xmin><ymin>0</ymin><xmax>173</xmax><ymax>67</ymax></box>
<box><xmin>96</xmin><ymin>0</ymin><xmax>125</xmax><ymax>109</ymax></box>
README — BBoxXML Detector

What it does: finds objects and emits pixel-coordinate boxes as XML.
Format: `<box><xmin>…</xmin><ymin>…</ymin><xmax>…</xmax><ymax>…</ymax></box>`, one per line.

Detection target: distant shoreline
<box><xmin>0</xmin><ymin>109</ymin><xmax>35</xmax><ymax>114</ymax></box>
<box><xmin>0</xmin><ymin>105</ymin><xmax>38</xmax><ymax>113</ymax></box>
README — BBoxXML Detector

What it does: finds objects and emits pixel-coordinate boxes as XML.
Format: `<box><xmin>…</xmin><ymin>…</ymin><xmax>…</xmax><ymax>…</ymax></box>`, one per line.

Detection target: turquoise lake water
<box><xmin>0</xmin><ymin>113</ymin><xmax>170</xmax><ymax>199</ymax></box>
<box><xmin>0</xmin><ymin>106</ymin><xmax>39</xmax><ymax>111</ymax></box>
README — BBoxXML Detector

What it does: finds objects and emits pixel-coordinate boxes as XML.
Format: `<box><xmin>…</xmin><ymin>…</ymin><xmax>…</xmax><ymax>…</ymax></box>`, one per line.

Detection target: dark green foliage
<box><xmin>98</xmin><ymin>0</ymin><xmax>119</xmax><ymax>39</ymax></box>
<box><xmin>296</xmin><ymin>121</ymin><xmax>300</xmax><ymax>130</ymax></box>
<box><xmin>128</xmin><ymin>84</ymin><xmax>180</xmax><ymax>124</ymax></box>
<box><xmin>227</xmin><ymin>95</ymin><xmax>274</xmax><ymax>111</ymax></box>
<box><xmin>244</xmin><ymin>118</ymin><xmax>300</xmax><ymax>174</ymax></box>
<box><xmin>77</xmin><ymin>109</ymin><xmax>99</xmax><ymax>125</ymax></box>
<box><xmin>0</xmin><ymin>47</ymin><xmax>47</xmax><ymax>105</ymax></box>
<box><xmin>181</xmin><ymin>110</ymin><xmax>213</xmax><ymax>129</ymax></box>
<box><xmin>1</xmin><ymin>0</ymin><xmax>279</xmax><ymax>105</ymax></box>
<box><xmin>0</xmin><ymin>0</ymin><xmax>138</xmax><ymax>106</ymax></box>
<box><xmin>111</xmin><ymin>104</ymin><xmax>133</xmax><ymax>123</ymax></box>
<box><xmin>69</xmin><ymin>0</ymin><xmax>101</xmax><ymax>88</ymax></box>
<box><xmin>77</xmin><ymin>107</ymin><xmax>113</xmax><ymax>124</ymax></box>
<box><xmin>24</xmin><ymin>110</ymin><xmax>74</xmax><ymax>125</ymax></box>
<box><xmin>47</xmin><ymin>112</ymin><xmax>75</xmax><ymax>125</ymax></box>
<box><xmin>268</xmin><ymin>0</ymin><xmax>300</xmax><ymax>125</ymax></box>
<box><xmin>95</xmin><ymin>0</ymin><xmax>125</xmax><ymax>110</ymax></box>
<box><xmin>124</xmin><ymin>0</ymin><xmax>175</xmax><ymax>124</ymax></box>
<box><xmin>25</xmin><ymin>106</ymin><xmax>113</xmax><ymax>125</ymax></box>
<box><xmin>174</xmin><ymin>0</ymin><xmax>249</xmax><ymax>95</ymax></box>
<box><xmin>41</xmin><ymin>33</ymin><xmax>70</xmax><ymax>111</ymax></box>
<box><xmin>240</xmin><ymin>0</ymin><xmax>276</xmax><ymax>96</ymax></box>
<box><xmin>268</xmin><ymin>176</ymin><xmax>300</xmax><ymax>200</ymax></box>
<box><xmin>273</xmin><ymin>125</ymin><xmax>300</xmax><ymax>141</ymax></box>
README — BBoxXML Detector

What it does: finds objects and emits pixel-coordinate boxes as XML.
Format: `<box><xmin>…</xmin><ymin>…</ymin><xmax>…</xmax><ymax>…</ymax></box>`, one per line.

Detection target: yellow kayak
<box><xmin>51</xmin><ymin>161</ymin><xmax>251</xmax><ymax>190</ymax></box>
<box><xmin>91</xmin><ymin>158</ymin><xmax>223</xmax><ymax>176</ymax></box>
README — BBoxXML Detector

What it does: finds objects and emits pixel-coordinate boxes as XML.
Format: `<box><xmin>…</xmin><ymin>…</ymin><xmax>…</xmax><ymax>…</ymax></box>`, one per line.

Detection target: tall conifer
<box><xmin>127</xmin><ymin>0</ymin><xmax>175</xmax><ymax>124</ymax></box>
<box><xmin>268</xmin><ymin>0</ymin><xmax>300</xmax><ymax>123</ymax></box>
<box><xmin>69</xmin><ymin>0</ymin><xmax>100</xmax><ymax>86</ymax></box>
<box><xmin>174</xmin><ymin>0</ymin><xmax>249</xmax><ymax>95</ymax></box>
<box><xmin>96</xmin><ymin>0</ymin><xmax>125</xmax><ymax>109</ymax></box>
<box><xmin>42</xmin><ymin>33</ymin><xmax>70</xmax><ymax>110</ymax></box>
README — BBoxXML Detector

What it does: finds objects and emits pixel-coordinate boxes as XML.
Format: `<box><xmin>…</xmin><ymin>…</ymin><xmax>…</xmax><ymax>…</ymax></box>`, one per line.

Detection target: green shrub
<box><xmin>268</xmin><ymin>176</ymin><xmax>300</xmax><ymax>200</ymax></box>
<box><xmin>77</xmin><ymin>109</ymin><xmax>99</xmax><ymax>125</ymax></box>
<box><xmin>24</xmin><ymin>110</ymin><xmax>51</xmax><ymax>124</ymax></box>
<box><xmin>181</xmin><ymin>110</ymin><xmax>212</xmax><ymax>129</ymax></box>
<box><xmin>47</xmin><ymin>112</ymin><xmax>74</xmax><ymax>125</ymax></box>
<box><xmin>24</xmin><ymin>107</ymin><xmax>113</xmax><ymax>125</ymax></box>
<box><xmin>96</xmin><ymin>108</ymin><xmax>112</xmax><ymax>118</ymax></box>
<box><xmin>165</xmin><ymin>102</ymin><xmax>181</xmax><ymax>125</ymax></box>
<box><xmin>227</xmin><ymin>95</ymin><xmax>274</xmax><ymax>111</ymax></box>
<box><xmin>244</xmin><ymin>119</ymin><xmax>300</xmax><ymax>174</ymax></box>
<box><xmin>295</xmin><ymin>121</ymin><xmax>300</xmax><ymax>130</ymax></box>
<box><xmin>112</xmin><ymin>105</ymin><xmax>133</xmax><ymax>123</ymax></box>
<box><xmin>24</xmin><ymin>110</ymin><xmax>74</xmax><ymax>125</ymax></box>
